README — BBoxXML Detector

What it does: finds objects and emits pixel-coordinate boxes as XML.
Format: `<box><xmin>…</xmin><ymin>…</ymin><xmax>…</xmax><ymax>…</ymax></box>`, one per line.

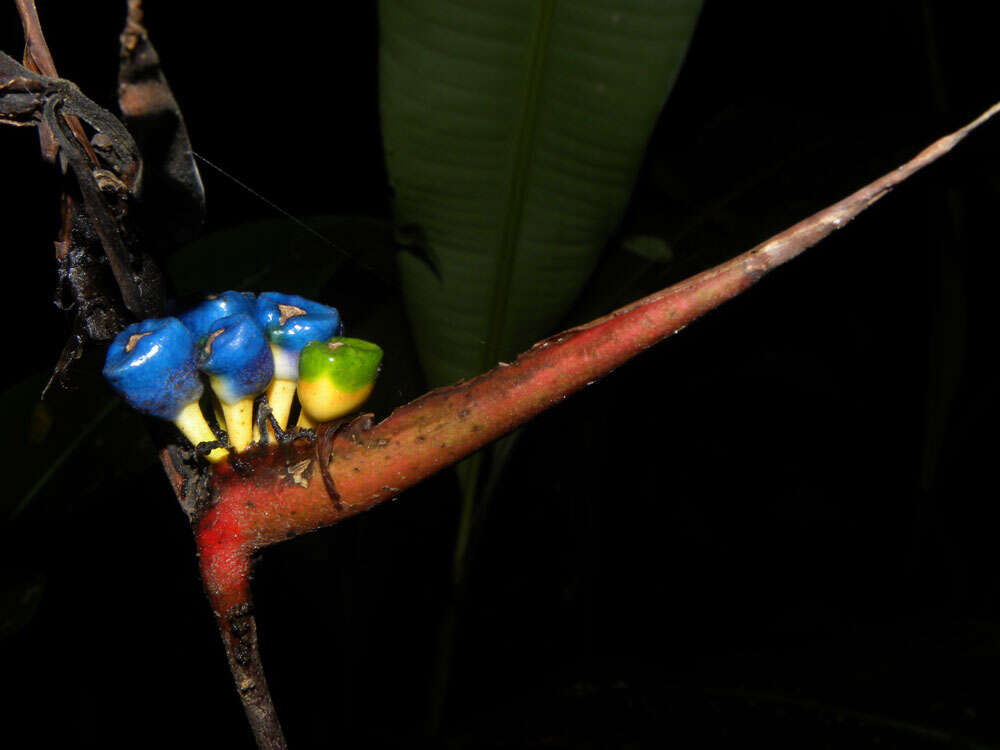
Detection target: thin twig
<box><xmin>16</xmin><ymin>0</ymin><xmax>100</xmax><ymax>164</ymax></box>
<box><xmin>16</xmin><ymin>0</ymin><xmax>56</xmax><ymax>75</ymax></box>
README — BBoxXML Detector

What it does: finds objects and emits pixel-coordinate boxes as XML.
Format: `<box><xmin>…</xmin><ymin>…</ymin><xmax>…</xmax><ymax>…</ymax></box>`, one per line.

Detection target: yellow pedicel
<box><xmin>297</xmin><ymin>379</ymin><xmax>375</xmax><ymax>426</ymax></box>
<box><xmin>220</xmin><ymin>397</ymin><xmax>256</xmax><ymax>452</ymax></box>
<box><xmin>253</xmin><ymin>378</ymin><xmax>297</xmax><ymax>442</ymax></box>
<box><xmin>174</xmin><ymin>401</ymin><xmax>228</xmax><ymax>463</ymax></box>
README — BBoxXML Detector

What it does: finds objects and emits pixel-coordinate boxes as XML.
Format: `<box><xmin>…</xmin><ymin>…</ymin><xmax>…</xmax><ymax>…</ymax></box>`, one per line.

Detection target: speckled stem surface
<box><xmin>190</xmin><ymin>100</ymin><xmax>1000</xmax><ymax>749</ymax></box>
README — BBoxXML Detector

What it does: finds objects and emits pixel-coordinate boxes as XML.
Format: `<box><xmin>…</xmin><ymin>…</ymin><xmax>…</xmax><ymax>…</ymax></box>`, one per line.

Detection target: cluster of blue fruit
<box><xmin>103</xmin><ymin>291</ymin><xmax>343</xmax><ymax>463</ymax></box>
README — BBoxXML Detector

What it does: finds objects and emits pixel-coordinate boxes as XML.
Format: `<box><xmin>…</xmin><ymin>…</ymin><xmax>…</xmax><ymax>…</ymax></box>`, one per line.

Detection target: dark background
<box><xmin>3</xmin><ymin>1</ymin><xmax>1000</xmax><ymax>747</ymax></box>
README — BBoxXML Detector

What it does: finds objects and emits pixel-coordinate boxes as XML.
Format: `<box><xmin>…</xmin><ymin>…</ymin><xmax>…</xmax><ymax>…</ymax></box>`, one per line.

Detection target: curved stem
<box><xmin>199</xmin><ymin>96</ymin><xmax>1000</xmax><ymax>590</ymax></box>
<box><xmin>214</xmin><ymin>600</ymin><xmax>287</xmax><ymax>749</ymax></box>
<box><xmin>189</xmin><ymin>100</ymin><xmax>1000</xmax><ymax>746</ymax></box>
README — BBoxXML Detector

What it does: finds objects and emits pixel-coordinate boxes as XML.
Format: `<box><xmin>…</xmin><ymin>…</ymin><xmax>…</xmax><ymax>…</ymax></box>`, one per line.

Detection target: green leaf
<box><xmin>0</xmin><ymin>356</ymin><xmax>146</xmax><ymax>520</ymax></box>
<box><xmin>622</xmin><ymin>235</ymin><xmax>674</xmax><ymax>263</ymax></box>
<box><xmin>380</xmin><ymin>0</ymin><xmax>703</xmax><ymax>386</ymax></box>
<box><xmin>381</xmin><ymin>6</ymin><xmax>702</xmax><ymax>727</ymax></box>
<box><xmin>0</xmin><ymin>571</ymin><xmax>44</xmax><ymax>640</ymax></box>
<box><xmin>168</xmin><ymin>216</ymin><xmax>395</xmax><ymax>299</ymax></box>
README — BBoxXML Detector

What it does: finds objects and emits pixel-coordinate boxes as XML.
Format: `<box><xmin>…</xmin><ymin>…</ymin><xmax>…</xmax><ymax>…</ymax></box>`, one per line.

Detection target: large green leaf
<box><xmin>380</xmin><ymin>0</ymin><xmax>702</xmax><ymax>386</ymax></box>
<box><xmin>0</xmin><ymin>361</ymin><xmax>150</xmax><ymax>521</ymax></box>
<box><xmin>0</xmin><ymin>570</ymin><xmax>44</xmax><ymax>640</ymax></box>
<box><xmin>380</xmin><ymin>3</ymin><xmax>703</xmax><ymax>727</ymax></box>
<box><xmin>167</xmin><ymin>216</ymin><xmax>396</xmax><ymax>300</ymax></box>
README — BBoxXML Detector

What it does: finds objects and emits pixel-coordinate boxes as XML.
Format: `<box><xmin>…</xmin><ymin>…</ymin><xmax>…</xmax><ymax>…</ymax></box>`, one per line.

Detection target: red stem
<box><xmin>196</xmin><ymin>98</ymin><xmax>1000</xmax><ymax>619</ymax></box>
<box><xmin>191</xmin><ymin>103</ymin><xmax>1000</xmax><ymax>748</ymax></box>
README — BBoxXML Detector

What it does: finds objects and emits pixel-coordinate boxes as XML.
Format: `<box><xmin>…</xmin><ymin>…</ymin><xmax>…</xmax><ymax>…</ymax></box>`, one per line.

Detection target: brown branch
<box><xmin>0</xmin><ymin>37</ymin><xmax>164</xmax><ymax>385</ymax></box>
<box><xmin>6</xmin><ymin>4</ymin><xmax>263</xmax><ymax>742</ymax></box>
<box><xmin>118</xmin><ymin>0</ymin><xmax>205</xmax><ymax>250</ymax></box>
<box><xmin>17</xmin><ymin>0</ymin><xmax>56</xmax><ymax>75</ymax></box>
<box><xmin>157</xmin><ymin>442</ymin><xmax>288</xmax><ymax>746</ymax></box>
<box><xmin>189</xmin><ymin>100</ymin><xmax>1000</xmax><ymax>745</ymax></box>
<box><xmin>16</xmin><ymin>0</ymin><xmax>100</xmax><ymax>164</ymax></box>
<box><xmin>218</xmin><ymin>602</ymin><xmax>287</xmax><ymax>750</ymax></box>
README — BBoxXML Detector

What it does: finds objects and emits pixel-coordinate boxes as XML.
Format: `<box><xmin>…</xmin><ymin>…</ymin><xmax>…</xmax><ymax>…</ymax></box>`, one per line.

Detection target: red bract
<box><xmin>189</xmin><ymin>98</ymin><xmax>1000</xmax><ymax>747</ymax></box>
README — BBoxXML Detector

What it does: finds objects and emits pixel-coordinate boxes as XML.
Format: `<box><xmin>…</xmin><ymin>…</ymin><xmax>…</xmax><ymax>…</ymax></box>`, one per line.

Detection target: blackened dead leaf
<box><xmin>0</xmin><ymin>50</ymin><xmax>164</xmax><ymax>388</ymax></box>
<box><xmin>118</xmin><ymin>0</ymin><xmax>205</xmax><ymax>252</ymax></box>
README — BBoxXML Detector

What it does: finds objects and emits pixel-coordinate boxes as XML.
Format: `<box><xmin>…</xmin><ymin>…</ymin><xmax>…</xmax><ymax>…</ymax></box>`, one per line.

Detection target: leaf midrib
<box><xmin>483</xmin><ymin>0</ymin><xmax>557</xmax><ymax>373</ymax></box>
